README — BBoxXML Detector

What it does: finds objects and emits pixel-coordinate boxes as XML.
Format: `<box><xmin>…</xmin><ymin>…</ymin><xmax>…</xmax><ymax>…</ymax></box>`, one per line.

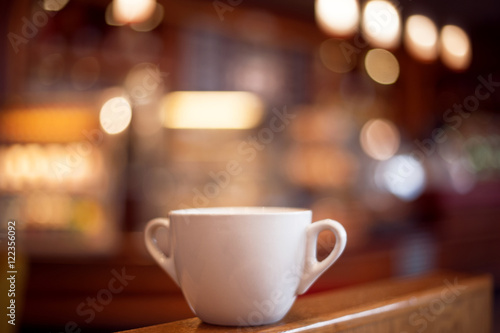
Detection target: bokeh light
<box><xmin>375</xmin><ymin>154</ymin><xmax>426</xmax><ymax>201</ymax></box>
<box><xmin>0</xmin><ymin>143</ymin><xmax>103</xmax><ymax>191</ymax></box>
<box><xmin>315</xmin><ymin>0</ymin><xmax>359</xmax><ymax>37</ymax></box>
<box><xmin>449</xmin><ymin>161</ymin><xmax>476</xmax><ymax>194</ymax></box>
<box><xmin>105</xmin><ymin>2</ymin><xmax>125</xmax><ymax>26</ymax></box>
<box><xmin>361</xmin><ymin>0</ymin><xmax>401</xmax><ymax>49</ymax></box>
<box><xmin>404</xmin><ymin>15</ymin><xmax>438</xmax><ymax>62</ymax></box>
<box><xmin>319</xmin><ymin>38</ymin><xmax>357</xmax><ymax>73</ymax></box>
<box><xmin>439</xmin><ymin>25</ymin><xmax>472</xmax><ymax>72</ymax></box>
<box><xmin>99</xmin><ymin>97</ymin><xmax>132</xmax><ymax>135</ymax></box>
<box><xmin>162</xmin><ymin>91</ymin><xmax>264</xmax><ymax>129</ymax></box>
<box><xmin>360</xmin><ymin>118</ymin><xmax>400</xmax><ymax>160</ymax></box>
<box><xmin>364</xmin><ymin>48</ymin><xmax>400</xmax><ymax>84</ymax></box>
<box><xmin>43</xmin><ymin>0</ymin><xmax>69</xmax><ymax>11</ymax></box>
<box><xmin>112</xmin><ymin>0</ymin><xmax>156</xmax><ymax>24</ymax></box>
<box><xmin>131</xmin><ymin>3</ymin><xmax>164</xmax><ymax>32</ymax></box>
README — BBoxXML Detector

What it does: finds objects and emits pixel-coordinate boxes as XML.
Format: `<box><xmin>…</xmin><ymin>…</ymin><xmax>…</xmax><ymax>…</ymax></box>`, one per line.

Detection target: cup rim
<box><xmin>169</xmin><ymin>206</ymin><xmax>310</xmax><ymax>216</ymax></box>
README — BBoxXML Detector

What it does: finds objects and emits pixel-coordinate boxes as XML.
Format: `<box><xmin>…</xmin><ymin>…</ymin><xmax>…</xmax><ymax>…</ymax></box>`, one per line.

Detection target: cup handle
<box><xmin>144</xmin><ymin>218</ymin><xmax>180</xmax><ymax>287</ymax></box>
<box><xmin>297</xmin><ymin>219</ymin><xmax>347</xmax><ymax>295</ymax></box>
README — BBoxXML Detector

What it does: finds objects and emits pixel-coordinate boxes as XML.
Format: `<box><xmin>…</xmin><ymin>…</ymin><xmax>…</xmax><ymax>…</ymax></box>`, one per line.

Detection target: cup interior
<box><xmin>169</xmin><ymin>206</ymin><xmax>309</xmax><ymax>216</ymax></box>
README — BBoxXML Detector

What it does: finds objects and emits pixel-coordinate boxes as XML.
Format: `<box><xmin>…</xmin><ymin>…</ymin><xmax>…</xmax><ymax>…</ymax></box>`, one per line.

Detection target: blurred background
<box><xmin>0</xmin><ymin>0</ymin><xmax>499</xmax><ymax>331</ymax></box>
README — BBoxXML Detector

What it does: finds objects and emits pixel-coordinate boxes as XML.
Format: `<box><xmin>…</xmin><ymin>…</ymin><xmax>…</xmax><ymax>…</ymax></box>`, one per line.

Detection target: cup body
<box><xmin>169</xmin><ymin>207</ymin><xmax>310</xmax><ymax>326</ymax></box>
<box><xmin>145</xmin><ymin>207</ymin><xmax>347</xmax><ymax>326</ymax></box>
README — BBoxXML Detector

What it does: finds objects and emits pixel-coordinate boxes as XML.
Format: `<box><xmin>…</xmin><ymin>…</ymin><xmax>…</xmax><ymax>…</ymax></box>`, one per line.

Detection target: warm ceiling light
<box><xmin>112</xmin><ymin>0</ymin><xmax>156</xmax><ymax>24</ymax></box>
<box><xmin>440</xmin><ymin>25</ymin><xmax>472</xmax><ymax>72</ymax></box>
<box><xmin>361</xmin><ymin>0</ymin><xmax>401</xmax><ymax>49</ymax></box>
<box><xmin>315</xmin><ymin>0</ymin><xmax>360</xmax><ymax>37</ymax></box>
<box><xmin>404</xmin><ymin>15</ymin><xmax>438</xmax><ymax>62</ymax></box>
<box><xmin>100</xmin><ymin>97</ymin><xmax>132</xmax><ymax>135</ymax></box>
<box><xmin>364</xmin><ymin>48</ymin><xmax>400</xmax><ymax>85</ymax></box>
<box><xmin>162</xmin><ymin>91</ymin><xmax>264</xmax><ymax>130</ymax></box>
<box><xmin>360</xmin><ymin>118</ymin><xmax>400</xmax><ymax>160</ymax></box>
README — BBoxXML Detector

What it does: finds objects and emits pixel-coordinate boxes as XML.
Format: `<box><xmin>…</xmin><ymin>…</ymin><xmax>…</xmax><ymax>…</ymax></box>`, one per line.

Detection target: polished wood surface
<box><xmin>119</xmin><ymin>271</ymin><xmax>492</xmax><ymax>333</ymax></box>
<box><xmin>21</xmin><ymin>230</ymin><xmax>500</xmax><ymax>331</ymax></box>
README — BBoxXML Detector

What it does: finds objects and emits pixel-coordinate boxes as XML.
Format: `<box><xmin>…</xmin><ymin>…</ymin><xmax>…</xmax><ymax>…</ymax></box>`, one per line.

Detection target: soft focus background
<box><xmin>0</xmin><ymin>0</ymin><xmax>500</xmax><ymax>331</ymax></box>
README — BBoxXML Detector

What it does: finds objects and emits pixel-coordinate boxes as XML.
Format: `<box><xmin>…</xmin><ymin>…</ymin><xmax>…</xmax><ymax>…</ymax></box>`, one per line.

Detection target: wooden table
<box><xmin>119</xmin><ymin>271</ymin><xmax>493</xmax><ymax>333</ymax></box>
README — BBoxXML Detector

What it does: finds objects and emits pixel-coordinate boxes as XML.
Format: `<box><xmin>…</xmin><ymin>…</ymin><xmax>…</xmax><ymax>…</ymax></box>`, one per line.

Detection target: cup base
<box><xmin>199</xmin><ymin>315</ymin><xmax>285</xmax><ymax>327</ymax></box>
<box><xmin>198</xmin><ymin>311</ymin><xmax>288</xmax><ymax>327</ymax></box>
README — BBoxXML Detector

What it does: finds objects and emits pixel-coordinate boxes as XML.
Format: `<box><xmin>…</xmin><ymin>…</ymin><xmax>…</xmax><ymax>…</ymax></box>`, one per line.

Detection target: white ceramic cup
<box><xmin>144</xmin><ymin>207</ymin><xmax>347</xmax><ymax>326</ymax></box>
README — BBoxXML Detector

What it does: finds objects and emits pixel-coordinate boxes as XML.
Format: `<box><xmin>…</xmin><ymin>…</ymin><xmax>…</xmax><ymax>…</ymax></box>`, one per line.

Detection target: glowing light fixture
<box><xmin>315</xmin><ymin>0</ymin><xmax>359</xmax><ymax>37</ymax></box>
<box><xmin>404</xmin><ymin>15</ymin><xmax>438</xmax><ymax>62</ymax></box>
<box><xmin>440</xmin><ymin>25</ymin><xmax>472</xmax><ymax>72</ymax></box>
<box><xmin>100</xmin><ymin>97</ymin><xmax>132</xmax><ymax>135</ymax></box>
<box><xmin>361</xmin><ymin>0</ymin><xmax>401</xmax><ymax>49</ymax></box>
<box><xmin>112</xmin><ymin>0</ymin><xmax>156</xmax><ymax>24</ymax></box>
<box><xmin>360</xmin><ymin>118</ymin><xmax>400</xmax><ymax>160</ymax></box>
<box><xmin>364</xmin><ymin>48</ymin><xmax>400</xmax><ymax>85</ymax></box>
<box><xmin>162</xmin><ymin>91</ymin><xmax>264</xmax><ymax>129</ymax></box>
<box><xmin>375</xmin><ymin>154</ymin><xmax>426</xmax><ymax>201</ymax></box>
